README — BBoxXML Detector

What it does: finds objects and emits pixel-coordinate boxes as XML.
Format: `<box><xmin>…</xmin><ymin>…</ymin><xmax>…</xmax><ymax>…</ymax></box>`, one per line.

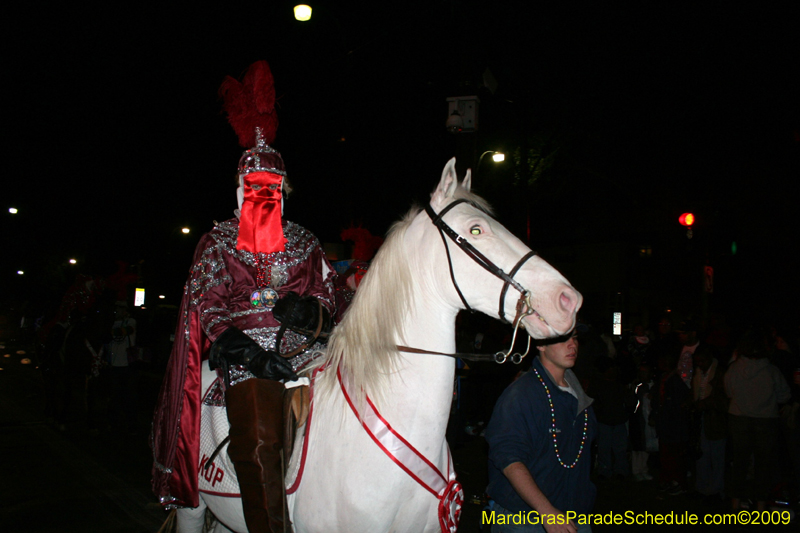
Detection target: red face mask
<box><xmin>236</xmin><ymin>171</ymin><xmax>287</xmax><ymax>254</ymax></box>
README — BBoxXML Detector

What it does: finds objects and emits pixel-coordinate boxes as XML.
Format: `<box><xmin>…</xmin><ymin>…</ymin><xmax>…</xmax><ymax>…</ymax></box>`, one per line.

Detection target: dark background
<box><xmin>3</xmin><ymin>1</ymin><xmax>798</xmax><ymax>329</ymax></box>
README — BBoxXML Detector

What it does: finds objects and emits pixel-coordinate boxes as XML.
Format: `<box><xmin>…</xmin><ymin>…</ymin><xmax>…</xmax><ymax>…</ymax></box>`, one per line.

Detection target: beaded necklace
<box><xmin>532</xmin><ymin>366</ymin><xmax>589</xmax><ymax>469</ymax></box>
<box><xmin>250</xmin><ymin>253</ymin><xmax>279</xmax><ymax>309</ymax></box>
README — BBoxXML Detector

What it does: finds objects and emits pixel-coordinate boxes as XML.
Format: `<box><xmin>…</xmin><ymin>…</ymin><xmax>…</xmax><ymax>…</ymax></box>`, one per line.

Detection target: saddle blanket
<box><xmin>198</xmin><ymin>373</ymin><xmax>241</xmax><ymax>497</ymax></box>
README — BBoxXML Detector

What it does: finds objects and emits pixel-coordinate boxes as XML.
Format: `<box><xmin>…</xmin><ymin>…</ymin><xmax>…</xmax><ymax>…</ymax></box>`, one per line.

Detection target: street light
<box><xmin>9</xmin><ymin>207</ymin><xmax>18</xmax><ymax>214</ymax></box>
<box><xmin>477</xmin><ymin>150</ymin><xmax>505</xmax><ymax>171</ymax></box>
<box><xmin>181</xmin><ymin>227</ymin><xmax>190</xmax><ymax>234</ymax></box>
<box><xmin>69</xmin><ymin>259</ymin><xmax>77</xmax><ymax>265</ymax></box>
<box><xmin>294</xmin><ymin>4</ymin><xmax>312</xmax><ymax>21</ymax></box>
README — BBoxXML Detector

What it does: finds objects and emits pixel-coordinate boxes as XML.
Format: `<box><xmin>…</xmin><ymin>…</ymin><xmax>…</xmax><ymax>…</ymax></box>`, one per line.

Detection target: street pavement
<box><xmin>1</xmin><ymin>338</ymin><xmax>796</xmax><ymax>532</ymax></box>
<box><xmin>0</xmin><ymin>339</ymin><xmax>167</xmax><ymax>533</ymax></box>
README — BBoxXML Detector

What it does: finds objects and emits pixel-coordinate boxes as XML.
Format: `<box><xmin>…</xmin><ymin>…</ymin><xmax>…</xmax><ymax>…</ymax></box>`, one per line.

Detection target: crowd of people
<box><xmin>608</xmin><ymin>316</ymin><xmax>797</xmax><ymax>512</ymax></box>
<box><xmin>35</xmin><ymin>297</ymin><xmax>155</xmax><ymax>436</ymax></box>
<box><xmin>463</xmin><ymin>311</ymin><xmax>799</xmax><ymax>531</ymax></box>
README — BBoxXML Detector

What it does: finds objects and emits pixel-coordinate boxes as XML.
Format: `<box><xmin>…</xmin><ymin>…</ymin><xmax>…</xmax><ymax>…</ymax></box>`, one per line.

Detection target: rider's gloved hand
<box><xmin>209</xmin><ymin>327</ymin><xmax>298</xmax><ymax>381</ymax></box>
<box><xmin>273</xmin><ymin>291</ymin><xmax>322</xmax><ymax>331</ymax></box>
<box><xmin>248</xmin><ymin>349</ymin><xmax>298</xmax><ymax>381</ymax></box>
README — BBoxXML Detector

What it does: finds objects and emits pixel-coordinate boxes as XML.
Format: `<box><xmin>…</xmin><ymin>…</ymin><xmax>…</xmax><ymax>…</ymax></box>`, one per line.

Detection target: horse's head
<box><xmin>414</xmin><ymin>158</ymin><xmax>582</xmax><ymax>339</ymax></box>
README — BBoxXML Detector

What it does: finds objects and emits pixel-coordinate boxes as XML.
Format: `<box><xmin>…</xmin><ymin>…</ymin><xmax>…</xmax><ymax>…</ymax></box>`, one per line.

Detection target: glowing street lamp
<box><xmin>181</xmin><ymin>227</ymin><xmax>190</xmax><ymax>234</ymax></box>
<box><xmin>294</xmin><ymin>4</ymin><xmax>312</xmax><ymax>21</ymax></box>
<box><xmin>9</xmin><ymin>207</ymin><xmax>18</xmax><ymax>214</ymax></box>
<box><xmin>17</xmin><ymin>271</ymin><xmax>24</xmax><ymax>275</ymax></box>
<box><xmin>69</xmin><ymin>259</ymin><xmax>77</xmax><ymax>265</ymax></box>
<box><xmin>477</xmin><ymin>150</ymin><xmax>505</xmax><ymax>171</ymax></box>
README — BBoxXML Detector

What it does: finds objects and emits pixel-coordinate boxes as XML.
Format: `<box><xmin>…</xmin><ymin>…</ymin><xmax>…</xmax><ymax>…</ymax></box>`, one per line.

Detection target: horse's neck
<box><xmin>402</xmin><ymin>296</ymin><xmax>457</xmax><ymax>355</ymax></box>
<box><xmin>382</xmin><ymin>294</ymin><xmax>457</xmax><ymax>446</ymax></box>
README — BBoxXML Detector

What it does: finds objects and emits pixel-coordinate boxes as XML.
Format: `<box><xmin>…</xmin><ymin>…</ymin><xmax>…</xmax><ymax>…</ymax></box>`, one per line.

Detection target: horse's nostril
<box><xmin>560</xmin><ymin>290</ymin><xmax>576</xmax><ymax>313</ymax></box>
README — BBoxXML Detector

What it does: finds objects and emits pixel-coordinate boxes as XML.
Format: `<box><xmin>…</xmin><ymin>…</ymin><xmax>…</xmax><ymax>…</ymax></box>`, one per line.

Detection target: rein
<box><xmin>397</xmin><ymin>294</ymin><xmax>534</xmax><ymax>364</ymax></box>
<box><xmin>274</xmin><ymin>299</ymin><xmax>327</xmax><ymax>359</ymax></box>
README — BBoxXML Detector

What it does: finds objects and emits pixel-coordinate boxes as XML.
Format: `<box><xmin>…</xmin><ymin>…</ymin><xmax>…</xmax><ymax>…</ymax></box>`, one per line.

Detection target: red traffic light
<box><xmin>679</xmin><ymin>212</ymin><xmax>695</xmax><ymax>227</ymax></box>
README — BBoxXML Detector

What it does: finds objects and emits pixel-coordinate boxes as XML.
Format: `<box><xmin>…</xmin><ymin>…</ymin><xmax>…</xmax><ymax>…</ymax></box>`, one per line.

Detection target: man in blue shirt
<box><xmin>485</xmin><ymin>331</ymin><xmax>596</xmax><ymax>532</ymax></box>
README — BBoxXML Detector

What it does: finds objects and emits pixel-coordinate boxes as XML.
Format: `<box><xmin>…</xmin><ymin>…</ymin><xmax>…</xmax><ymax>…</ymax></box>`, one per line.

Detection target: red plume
<box><xmin>219</xmin><ymin>60</ymin><xmax>278</xmax><ymax>148</ymax></box>
<box><xmin>340</xmin><ymin>225</ymin><xmax>384</xmax><ymax>261</ymax></box>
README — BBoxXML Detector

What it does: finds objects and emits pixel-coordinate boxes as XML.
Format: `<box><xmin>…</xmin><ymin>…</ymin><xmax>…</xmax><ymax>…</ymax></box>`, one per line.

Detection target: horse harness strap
<box><xmin>274</xmin><ymin>299</ymin><xmax>326</xmax><ymax>359</ymax></box>
<box><xmin>397</xmin><ymin>285</ymin><xmax>534</xmax><ymax>366</ymax></box>
<box><xmin>421</xmin><ymin>199</ymin><xmax>542</xmax><ymax>365</ymax></box>
<box><xmin>424</xmin><ymin>201</ymin><xmax>537</xmax><ymax>323</ymax></box>
<box><xmin>397</xmin><ymin>345</ymin><xmax>498</xmax><ymax>362</ymax></box>
<box><xmin>426</xmin><ymin>201</ymin><xmax>473</xmax><ymax>314</ymax></box>
<box><xmin>498</xmin><ymin>250</ymin><xmax>537</xmax><ymax>321</ymax></box>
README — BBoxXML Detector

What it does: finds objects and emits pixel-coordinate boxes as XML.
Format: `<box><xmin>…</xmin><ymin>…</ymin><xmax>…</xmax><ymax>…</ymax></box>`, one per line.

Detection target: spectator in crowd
<box><xmin>630</xmin><ymin>362</ymin><xmax>657</xmax><ymax>481</ymax></box>
<box><xmin>651</xmin><ymin>315</ymin><xmax>680</xmax><ymax>367</ymax></box>
<box><xmin>691</xmin><ymin>344</ymin><xmax>728</xmax><ymax>503</ymax></box>
<box><xmin>770</xmin><ymin>329</ymin><xmax>800</xmax><ymax>501</ymax></box>
<box><xmin>589</xmin><ymin>356</ymin><xmax>631</xmax><ymax>480</ymax></box>
<box><xmin>107</xmin><ymin>301</ymin><xmax>138</xmax><ymax>435</ymax></box>
<box><xmin>651</xmin><ymin>349</ymin><xmax>692</xmax><ymax>495</ymax></box>
<box><xmin>626</xmin><ymin>324</ymin><xmax>651</xmax><ymax>368</ymax></box>
<box><xmin>676</xmin><ymin>319</ymin><xmax>702</xmax><ymax>388</ymax></box>
<box><xmin>61</xmin><ymin>311</ymin><xmax>98</xmax><ymax>430</ymax></box>
<box><xmin>725</xmin><ymin>328</ymin><xmax>791</xmax><ymax>511</ymax></box>
<box><xmin>41</xmin><ymin>312</ymin><xmax>69</xmax><ymax>429</ymax></box>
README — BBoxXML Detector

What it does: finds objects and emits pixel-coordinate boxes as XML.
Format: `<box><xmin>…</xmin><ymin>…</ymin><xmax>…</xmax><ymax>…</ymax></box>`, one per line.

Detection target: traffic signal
<box><xmin>679</xmin><ymin>212</ymin><xmax>695</xmax><ymax>239</ymax></box>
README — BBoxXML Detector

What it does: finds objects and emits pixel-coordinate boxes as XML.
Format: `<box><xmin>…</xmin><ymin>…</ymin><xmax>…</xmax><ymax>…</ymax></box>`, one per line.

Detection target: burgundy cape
<box><xmin>150</xmin><ymin>218</ymin><xmax>335</xmax><ymax>508</ymax></box>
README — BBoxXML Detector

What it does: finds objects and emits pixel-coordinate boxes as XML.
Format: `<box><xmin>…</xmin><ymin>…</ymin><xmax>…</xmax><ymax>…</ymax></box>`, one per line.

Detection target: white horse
<box><xmin>185</xmin><ymin>158</ymin><xmax>581</xmax><ymax>532</ymax></box>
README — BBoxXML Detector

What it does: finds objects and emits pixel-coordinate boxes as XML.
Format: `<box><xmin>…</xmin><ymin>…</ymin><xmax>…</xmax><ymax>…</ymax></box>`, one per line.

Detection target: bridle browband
<box><xmin>423</xmin><ymin>200</ymin><xmax>537</xmax><ymax>323</ymax></box>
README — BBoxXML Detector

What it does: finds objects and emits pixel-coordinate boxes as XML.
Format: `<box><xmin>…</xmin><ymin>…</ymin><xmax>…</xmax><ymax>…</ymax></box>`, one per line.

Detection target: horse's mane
<box><xmin>315</xmin><ymin>185</ymin><xmax>493</xmax><ymax>405</ymax></box>
<box><xmin>316</xmin><ymin>207</ymin><xmax>417</xmax><ymax>404</ymax></box>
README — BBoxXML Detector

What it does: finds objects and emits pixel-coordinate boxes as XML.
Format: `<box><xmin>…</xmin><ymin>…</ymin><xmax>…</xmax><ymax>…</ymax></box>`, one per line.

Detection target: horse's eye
<box><xmin>470</xmin><ymin>226</ymin><xmax>482</xmax><ymax>235</ymax></box>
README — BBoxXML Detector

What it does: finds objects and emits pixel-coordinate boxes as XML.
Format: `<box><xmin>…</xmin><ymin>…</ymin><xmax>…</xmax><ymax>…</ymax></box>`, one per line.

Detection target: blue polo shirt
<box><xmin>485</xmin><ymin>356</ymin><xmax>597</xmax><ymax>514</ymax></box>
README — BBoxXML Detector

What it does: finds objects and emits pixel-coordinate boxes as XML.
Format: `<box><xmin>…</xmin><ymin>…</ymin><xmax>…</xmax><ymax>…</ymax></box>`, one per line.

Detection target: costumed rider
<box><xmin>150</xmin><ymin>60</ymin><xmax>335</xmax><ymax>533</ymax></box>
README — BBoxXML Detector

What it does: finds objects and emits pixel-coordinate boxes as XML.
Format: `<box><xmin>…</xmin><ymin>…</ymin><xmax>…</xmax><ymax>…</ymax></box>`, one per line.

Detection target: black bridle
<box><xmin>424</xmin><ymin>200</ymin><xmax>538</xmax><ymax>324</ymax></box>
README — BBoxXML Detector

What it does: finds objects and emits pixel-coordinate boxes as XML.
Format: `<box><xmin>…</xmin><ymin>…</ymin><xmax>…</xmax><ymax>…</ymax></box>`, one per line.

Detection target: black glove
<box><xmin>247</xmin><ymin>349</ymin><xmax>298</xmax><ymax>382</ymax></box>
<box><xmin>273</xmin><ymin>292</ymin><xmax>322</xmax><ymax>331</ymax></box>
<box><xmin>209</xmin><ymin>327</ymin><xmax>297</xmax><ymax>381</ymax></box>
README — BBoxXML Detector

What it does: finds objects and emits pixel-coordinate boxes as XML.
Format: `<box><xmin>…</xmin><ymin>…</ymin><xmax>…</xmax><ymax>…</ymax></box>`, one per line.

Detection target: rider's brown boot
<box><xmin>225</xmin><ymin>378</ymin><xmax>286</xmax><ymax>533</ymax></box>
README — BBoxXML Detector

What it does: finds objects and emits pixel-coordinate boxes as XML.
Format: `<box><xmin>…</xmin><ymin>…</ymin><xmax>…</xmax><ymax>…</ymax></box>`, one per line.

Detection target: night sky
<box><xmin>3</xmin><ymin>2</ymin><xmax>798</xmax><ymax>322</ymax></box>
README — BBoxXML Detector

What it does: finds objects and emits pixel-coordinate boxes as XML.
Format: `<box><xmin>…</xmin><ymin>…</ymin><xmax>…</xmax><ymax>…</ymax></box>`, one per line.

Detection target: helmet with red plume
<box><xmin>219</xmin><ymin>60</ymin><xmax>288</xmax><ymax>187</ymax></box>
<box><xmin>220</xmin><ymin>60</ymin><xmax>289</xmax><ymax>255</ymax></box>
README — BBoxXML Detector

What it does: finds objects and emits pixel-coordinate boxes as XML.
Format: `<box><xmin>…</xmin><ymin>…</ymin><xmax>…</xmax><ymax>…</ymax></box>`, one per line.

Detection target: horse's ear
<box><xmin>462</xmin><ymin>169</ymin><xmax>472</xmax><ymax>192</ymax></box>
<box><xmin>432</xmin><ymin>158</ymin><xmax>459</xmax><ymax>206</ymax></box>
